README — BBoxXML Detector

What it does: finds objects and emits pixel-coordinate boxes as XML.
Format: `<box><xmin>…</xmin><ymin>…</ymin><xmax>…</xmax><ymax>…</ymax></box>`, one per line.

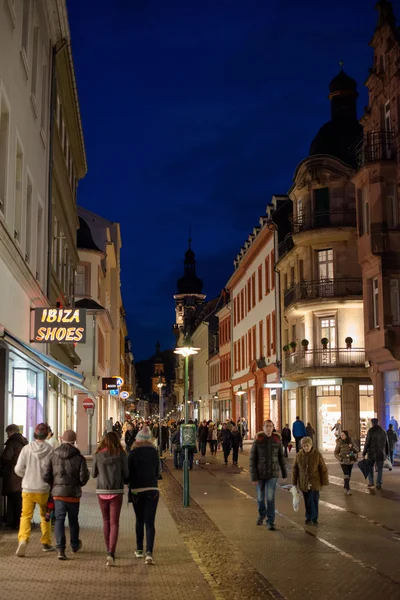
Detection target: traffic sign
<box><xmin>109</xmin><ymin>389</ymin><xmax>119</xmax><ymax>396</ymax></box>
<box><xmin>120</xmin><ymin>391</ymin><xmax>129</xmax><ymax>400</ymax></box>
<box><xmin>82</xmin><ymin>398</ymin><xmax>95</xmax><ymax>410</ymax></box>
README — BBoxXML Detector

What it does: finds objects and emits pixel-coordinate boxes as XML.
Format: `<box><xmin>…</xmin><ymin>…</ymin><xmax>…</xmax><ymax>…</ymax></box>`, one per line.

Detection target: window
<box><xmin>258</xmin><ymin>264</ymin><xmax>263</xmax><ymax>301</ymax></box>
<box><xmin>297</xmin><ymin>198</ymin><xmax>303</xmax><ymax>225</ymax></box>
<box><xmin>247</xmin><ymin>279</ymin><xmax>251</xmax><ymax>312</ymax></box>
<box><xmin>358</xmin><ymin>187</ymin><xmax>370</xmax><ymax>235</ymax></box>
<box><xmin>233</xmin><ymin>297</ymin><xmax>237</xmax><ymax>326</ymax></box>
<box><xmin>265</xmin><ymin>256</ymin><xmax>270</xmax><ymax>294</ymax></box>
<box><xmin>36</xmin><ymin>201</ymin><xmax>43</xmax><ymax>281</ymax></box>
<box><xmin>320</xmin><ymin>317</ymin><xmax>336</xmax><ymax>348</ymax></box>
<box><xmin>241</xmin><ymin>336</ymin><xmax>245</xmax><ymax>371</ymax></box>
<box><xmin>31</xmin><ymin>25</ymin><xmax>40</xmax><ymax>108</ymax></box>
<box><xmin>386</xmin><ymin>183</ymin><xmax>398</xmax><ymax>228</ymax></box>
<box><xmin>292</xmin><ymin>323</ymin><xmax>296</xmax><ymax>344</ymax></box>
<box><xmin>372</xmin><ymin>277</ymin><xmax>379</xmax><ymax>329</ymax></box>
<box><xmin>0</xmin><ymin>98</ymin><xmax>10</xmax><ymax>213</ymax></box>
<box><xmin>272</xmin><ymin>311</ymin><xmax>276</xmax><ymax>354</ymax></box>
<box><xmin>317</xmin><ymin>249</ymin><xmax>334</xmax><ymax>281</ymax></box>
<box><xmin>290</xmin><ymin>266</ymin><xmax>295</xmax><ymax>286</ymax></box>
<box><xmin>234</xmin><ymin>342</ymin><xmax>237</xmax><ymax>372</ymax></box>
<box><xmin>241</xmin><ymin>289</ymin><xmax>244</xmax><ymax>320</ymax></box>
<box><xmin>266</xmin><ymin>316</ymin><xmax>271</xmax><ymax>357</ymax></box>
<box><xmin>248</xmin><ymin>330</ymin><xmax>251</xmax><ymax>366</ymax></box>
<box><xmin>252</xmin><ymin>326</ymin><xmax>256</xmax><ymax>361</ymax></box>
<box><xmin>259</xmin><ymin>321</ymin><xmax>264</xmax><ymax>359</ymax></box>
<box><xmin>271</xmin><ymin>251</ymin><xmax>275</xmax><ymax>289</ymax></box>
<box><xmin>14</xmin><ymin>141</ymin><xmax>23</xmax><ymax>243</ymax></box>
<box><xmin>25</xmin><ymin>175</ymin><xmax>32</xmax><ymax>263</ymax></box>
<box><xmin>40</xmin><ymin>54</ymin><xmax>48</xmax><ymax>137</ymax></box>
<box><xmin>252</xmin><ymin>273</ymin><xmax>256</xmax><ymax>307</ymax></box>
<box><xmin>21</xmin><ymin>0</ymin><xmax>31</xmax><ymax>57</ymax></box>
<box><xmin>98</xmin><ymin>327</ymin><xmax>105</xmax><ymax>368</ymax></box>
<box><xmin>390</xmin><ymin>278</ymin><xmax>399</xmax><ymax>325</ymax></box>
<box><xmin>75</xmin><ymin>263</ymin><xmax>91</xmax><ymax>296</ymax></box>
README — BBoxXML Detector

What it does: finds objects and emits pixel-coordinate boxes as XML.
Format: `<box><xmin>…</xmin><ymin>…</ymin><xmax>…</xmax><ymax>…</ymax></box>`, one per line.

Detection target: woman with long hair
<box><xmin>92</xmin><ymin>432</ymin><xmax>128</xmax><ymax>566</ymax></box>
<box><xmin>128</xmin><ymin>426</ymin><xmax>159</xmax><ymax>565</ymax></box>
<box><xmin>334</xmin><ymin>430</ymin><xmax>358</xmax><ymax>495</ymax></box>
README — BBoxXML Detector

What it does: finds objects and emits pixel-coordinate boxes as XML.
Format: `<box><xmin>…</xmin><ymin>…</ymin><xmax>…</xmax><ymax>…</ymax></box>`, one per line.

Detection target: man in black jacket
<box><xmin>363</xmin><ymin>418</ymin><xmax>389</xmax><ymax>490</ymax></box>
<box><xmin>42</xmin><ymin>430</ymin><xmax>89</xmax><ymax>560</ymax></box>
<box><xmin>250</xmin><ymin>420</ymin><xmax>287</xmax><ymax>530</ymax></box>
<box><xmin>0</xmin><ymin>425</ymin><xmax>28</xmax><ymax>529</ymax></box>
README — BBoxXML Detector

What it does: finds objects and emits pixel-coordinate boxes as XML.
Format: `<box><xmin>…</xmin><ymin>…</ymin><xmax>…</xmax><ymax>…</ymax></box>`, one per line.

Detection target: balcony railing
<box><xmin>353</xmin><ymin>130</ymin><xmax>397</xmax><ymax>170</ymax></box>
<box><xmin>285</xmin><ymin>348</ymin><xmax>366</xmax><ymax>373</ymax></box>
<box><xmin>291</xmin><ymin>210</ymin><xmax>356</xmax><ymax>234</ymax></box>
<box><xmin>283</xmin><ymin>278</ymin><xmax>362</xmax><ymax>309</ymax></box>
<box><xmin>277</xmin><ymin>234</ymin><xmax>294</xmax><ymax>261</ymax></box>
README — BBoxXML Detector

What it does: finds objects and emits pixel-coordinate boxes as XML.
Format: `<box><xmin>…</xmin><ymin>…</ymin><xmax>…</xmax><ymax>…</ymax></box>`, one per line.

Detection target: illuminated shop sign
<box><xmin>310</xmin><ymin>378</ymin><xmax>342</xmax><ymax>387</ymax></box>
<box><xmin>102</xmin><ymin>376</ymin><xmax>124</xmax><ymax>390</ymax></box>
<box><xmin>32</xmin><ymin>308</ymin><xmax>86</xmax><ymax>343</ymax></box>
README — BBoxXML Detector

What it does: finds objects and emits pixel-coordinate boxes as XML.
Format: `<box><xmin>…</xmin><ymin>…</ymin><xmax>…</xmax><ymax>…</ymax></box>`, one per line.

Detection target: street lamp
<box><xmin>236</xmin><ymin>385</ymin><xmax>245</xmax><ymax>421</ymax></box>
<box><xmin>174</xmin><ymin>336</ymin><xmax>200</xmax><ymax>507</ymax></box>
<box><xmin>157</xmin><ymin>376</ymin><xmax>164</xmax><ymax>454</ymax></box>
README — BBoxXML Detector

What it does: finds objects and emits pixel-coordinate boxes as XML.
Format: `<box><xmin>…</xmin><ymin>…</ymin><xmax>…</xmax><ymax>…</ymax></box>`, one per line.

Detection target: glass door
<box><xmin>319</xmin><ymin>317</ymin><xmax>336</xmax><ymax>365</ymax></box>
<box><xmin>317</xmin><ymin>249</ymin><xmax>334</xmax><ymax>296</ymax></box>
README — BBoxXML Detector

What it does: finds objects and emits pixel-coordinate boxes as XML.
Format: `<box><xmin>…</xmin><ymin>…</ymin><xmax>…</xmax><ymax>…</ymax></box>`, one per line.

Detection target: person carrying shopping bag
<box><xmin>292</xmin><ymin>436</ymin><xmax>329</xmax><ymax>525</ymax></box>
<box><xmin>92</xmin><ymin>431</ymin><xmax>128</xmax><ymax>567</ymax></box>
<box><xmin>334</xmin><ymin>430</ymin><xmax>358</xmax><ymax>495</ymax></box>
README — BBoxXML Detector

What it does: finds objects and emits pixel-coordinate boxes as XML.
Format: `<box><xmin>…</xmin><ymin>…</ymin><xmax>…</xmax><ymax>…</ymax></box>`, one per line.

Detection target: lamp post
<box><xmin>174</xmin><ymin>337</ymin><xmax>199</xmax><ymax>507</ymax></box>
<box><xmin>236</xmin><ymin>385</ymin><xmax>245</xmax><ymax>422</ymax></box>
<box><xmin>157</xmin><ymin>376</ymin><xmax>163</xmax><ymax>455</ymax></box>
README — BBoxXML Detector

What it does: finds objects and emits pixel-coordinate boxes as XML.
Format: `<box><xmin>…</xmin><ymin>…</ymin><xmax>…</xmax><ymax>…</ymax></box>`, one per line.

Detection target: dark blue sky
<box><xmin>67</xmin><ymin>0</ymin><xmax>388</xmax><ymax>360</ymax></box>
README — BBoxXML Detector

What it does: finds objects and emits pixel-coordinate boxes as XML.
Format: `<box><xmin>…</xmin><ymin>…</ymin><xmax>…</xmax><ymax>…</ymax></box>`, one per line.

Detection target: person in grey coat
<box><xmin>363</xmin><ymin>418</ymin><xmax>389</xmax><ymax>490</ymax></box>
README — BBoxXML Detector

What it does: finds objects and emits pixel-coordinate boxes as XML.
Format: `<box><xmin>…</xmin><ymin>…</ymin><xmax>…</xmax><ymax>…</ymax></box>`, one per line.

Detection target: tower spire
<box><xmin>375</xmin><ymin>0</ymin><xmax>396</xmax><ymax>29</ymax></box>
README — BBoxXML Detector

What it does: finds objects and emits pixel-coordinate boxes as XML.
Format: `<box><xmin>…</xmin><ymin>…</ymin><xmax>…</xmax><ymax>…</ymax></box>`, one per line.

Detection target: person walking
<box><xmin>128</xmin><ymin>426</ymin><xmax>160</xmax><ymax>565</ymax></box>
<box><xmin>231</xmin><ymin>426</ymin><xmax>241</xmax><ymax>466</ymax></box>
<box><xmin>92</xmin><ymin>431</ymin><xmax>128</xmax><ymax>567</ymax></box>
<box><xmin>387</xmin><ymin>424</ymin><xmax>398</xmax><ymax>465</ymax></box>
<box><xmin>281</xmin><ymin>424</ymin><xmax>291</xmax><ymax>458</ymax></box>
<box><xmin>0</xmin><ymin>424</ymin><xmax>28</xmax><ymax>530</ymax></box>
<box><xmin>363</xmin><ymin>418</ymin><xmax>389</xmax><ymax>490</ymax></box>
<box><xmin>14</xmin><ymin>423</ymin><xmax>54</xmax><ymax>557</ymax></box>
<box><xmin>292</xmin><ymin>436</ymin><xmax>329</xmax><ymax>525</ymax></box>
<box><xmin>171</xmin><ymin>425</ymin><xmax>182</xmax><ymax>469</ymax></box>
<box><xmin>42</xmin><ymin>430</ymin><xmax>89</xmax><ymax>560</ymax></box>
<box><xmin>292</xmin><ymin>416</ymin><xmax>307</xmax><ymax>452</ymax></box>
<box><xmin>125</xmin><ymin>422</ymin><xmax>136</xmax><ymax>452</ymax></box>
<box><xmin>220</xmin><ymin>423</ymin><xmax>232</xmax><ymax>465</ymax></box>
<box><xmin>331</xmin><ymin>419</ymin><xmax>342</xmax><ymax>439</ymax></box>
<box><xmin>250</xmin><ymin>420</ymin><xmax>287</xmax><ymax>531</ymax></box>
<box><xmin>198</xmin><ymin>420</ymin><xmax>208</xmax><ymax>457</ymax></box>
<box><xmin>334</xmin><ymin>430</ymin><xmax>358</xmax><ymax>495</ymax></box>
<box><xmin>306</xmin><ymin>423</ymin><xmax>315</xmax><ymax>443</ymax></box>
<box><xmin>237</xmin><ymin>420</ymin><xmax>244</xmax><ymax>451</ymax></box>
<box><xmin>210</xmin><ymin>424</ymin><xmax>218</xmax><ymax>456</ymax></box>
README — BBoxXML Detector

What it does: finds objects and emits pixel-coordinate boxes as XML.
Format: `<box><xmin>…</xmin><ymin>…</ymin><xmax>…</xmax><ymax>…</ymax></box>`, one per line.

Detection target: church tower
<box><xmin>173</xmin><ymin>237</ymin><xmax>206</xmax><ymax>337</ymax></box>
<box><xmin>151</xmin><ymin>342</ymin><xmax>166</xmax><ymax>394</ymax></box>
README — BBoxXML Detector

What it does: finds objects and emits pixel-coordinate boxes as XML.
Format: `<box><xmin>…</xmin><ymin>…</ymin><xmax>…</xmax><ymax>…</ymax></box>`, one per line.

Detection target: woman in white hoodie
<box><xmin>14</xmin><ymin>423</ymin><xmax>54</xmax><ymax>557</ymax></box>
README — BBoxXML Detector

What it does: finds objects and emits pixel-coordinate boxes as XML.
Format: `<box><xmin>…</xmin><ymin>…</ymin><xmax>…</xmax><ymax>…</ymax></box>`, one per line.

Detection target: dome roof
<box><xmin>177</xmin><ymin>272</ymin><xmax>204</xmax><ymax>295</ymax></box>
<box><xmin>77</xmin><ymin>217</ymin><xmax>102</xmax><ymax>252</ymax></box>
<box><xmin>329</xmin><ymin>69</ymin><xmax>357</xmax><ymax>95</ymax></box>
<box><xmin>309</xmin><ymin>120</ymin><xmax>363</xmax><ymax>165</ymax></box>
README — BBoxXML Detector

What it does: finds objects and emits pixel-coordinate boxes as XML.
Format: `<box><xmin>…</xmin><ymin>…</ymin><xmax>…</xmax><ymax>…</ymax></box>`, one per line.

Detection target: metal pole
<box><xmin>88</xmin><ymin>411</ymin><xmax>92</xmax><ymax>455</ymax></box>
<box><xmin>159</xmin><ymin>387</ymin><xmax>162</xmax><ymax>455</ymax></box>
<box><xmin>183</xmin><ymin>354</ymin><xmax>190</xmax><ymax>507</ymax></box>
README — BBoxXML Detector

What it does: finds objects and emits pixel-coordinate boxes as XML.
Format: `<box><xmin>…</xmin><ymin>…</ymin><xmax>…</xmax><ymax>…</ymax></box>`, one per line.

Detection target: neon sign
<box><xmin>32</xmin><ymin>308</ymin><xmax>86</xmax><ymax>343</ymax></box>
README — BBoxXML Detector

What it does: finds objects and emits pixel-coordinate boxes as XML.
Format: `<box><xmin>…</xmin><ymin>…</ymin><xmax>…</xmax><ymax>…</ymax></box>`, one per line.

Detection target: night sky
<box><xmin>67</xmin><ymin>0</ymin><xmax>387</xmax><ymax>360</ymax></box>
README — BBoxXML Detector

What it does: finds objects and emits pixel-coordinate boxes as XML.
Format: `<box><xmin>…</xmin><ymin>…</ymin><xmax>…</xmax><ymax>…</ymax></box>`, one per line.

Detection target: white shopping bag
<box><xmin>290</xmin><ymin>486</ymin><xmax>300</xmax><ymax>511</ymax></box>
<box><xmin>383</xmin><ymin>457</ymin><xmax>393</xmax><ymax>470</ymax></box>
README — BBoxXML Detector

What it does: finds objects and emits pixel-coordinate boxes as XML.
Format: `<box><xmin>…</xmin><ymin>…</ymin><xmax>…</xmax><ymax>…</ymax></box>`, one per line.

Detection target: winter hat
<box><xmin>34</xmin><ymin>423</ymin><xmax>49</xmax><ymax>440</ymax></box>
<box><xmin>63</xmin><ymin>430</ymin><xmax>77</xmax><ymax>443</ymax></box>
<box><xmin>135</xmin><ymin>426</ymin><xmax>152</xmax><ymax>442</ymax></box>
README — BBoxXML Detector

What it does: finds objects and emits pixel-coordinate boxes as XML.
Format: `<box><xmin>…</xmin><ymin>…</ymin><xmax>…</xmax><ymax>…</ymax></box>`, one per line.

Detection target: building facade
<box><xmin>352</xmin><ymin>1</ymin><xmax>400</xmax><ymax>436</ymax></box>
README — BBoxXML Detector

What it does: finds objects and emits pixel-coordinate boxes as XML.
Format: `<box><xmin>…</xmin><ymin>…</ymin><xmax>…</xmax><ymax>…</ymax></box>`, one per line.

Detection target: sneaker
<box><xmin>312</xmin><ymin>520</ymin><xmax>318</xmax><ymax>526</ymax></box>
<box><xmin>106</xmin><ymin>553</ymin><xmax>115</xmax><ymax>567</ymax></box>
<box><xmin>346</xmin><ymin>490</ymin><xmax>352</xmax><ymax>496</ymax></box>
<box><xmin>367</xmin><ymin>483</ymin><xmax>374</xmax><ymax>488</ymax></box>
<box><xmin>256</xmin><ymin>517</ymin><xmax>264</xmax><ymax>526</ymax></box>
<box><xmin>305</xmin><ymin>519</ymin><xmax>311</xmax><ymax>525</ymax></box>
<box><xmin>71</xmin><ymin>540</ymin><xmax>82</xmax><ymax>553</ymax></box>
<box><xmin>267</xmin><ymin>523</ymin><xmax>276</xmax><ymax>531</ymax></box>
<box><xmin>57</xmin><ymin>550</ymin><xmax>67</xmax><ymax>561</ymax></box>
<box><xmin>42</xmin><ymin>544</ymin><xmax>55</xmax><ymax>552</ymax></box>
<box><xmin>16</xmin><ymin>540</ymin><xmax>27</xmax><ymax>557</ymax></box>
<box><xmin>134</xmin><ymin>550</ymin><xmax>144</xmax><ymax>558</ymax></box>
<box><xmin>145</xmin><ymin>553</ymin><xmax>154</xmax><ymax>565</ymax></box>
<box><xmin>376</xmin><ymin>484</ymin><xmax>382</xmax><ymax>490</ymax></box>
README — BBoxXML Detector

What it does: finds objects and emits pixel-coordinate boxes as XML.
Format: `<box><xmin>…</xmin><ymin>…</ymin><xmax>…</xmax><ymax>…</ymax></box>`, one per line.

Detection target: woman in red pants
<box><xmin>92</xmin><ymin>432</ymin><xmax>128</xmax><ymax>566</ymax></box>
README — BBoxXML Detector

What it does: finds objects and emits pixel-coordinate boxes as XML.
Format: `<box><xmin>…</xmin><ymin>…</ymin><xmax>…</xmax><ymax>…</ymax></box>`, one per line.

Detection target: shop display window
<box><xmin>317</xmin><ymin>385</ymin><xmax>341</xmax><ymax>451</ymax></box>
<box><xmin>359</xmin><ymin>384</ymin><xmax>375</xmax><ymax>449</ymax></box>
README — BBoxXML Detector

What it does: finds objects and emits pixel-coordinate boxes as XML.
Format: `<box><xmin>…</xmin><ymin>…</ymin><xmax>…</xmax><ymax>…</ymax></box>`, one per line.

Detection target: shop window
<box><xmin>316</xmin><ymin>385</ymin><xmax>341</xmax><ymax>451</ymax></box>
<box><xmin>359</xmin><ymin>384</ymin><xmax>375</xmax><ymax>449</ymax></box>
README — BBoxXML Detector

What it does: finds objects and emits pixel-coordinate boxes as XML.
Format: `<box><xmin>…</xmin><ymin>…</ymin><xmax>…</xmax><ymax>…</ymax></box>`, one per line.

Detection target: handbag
<box><xmin>357</xmin><ymin>458</ymin><xmax>370</xmax><ymax>479</ymax></box>
<box><xmin>383</xmin><ymin>457</ymin><xmax>393</xmax><ymax>470</ymax></box>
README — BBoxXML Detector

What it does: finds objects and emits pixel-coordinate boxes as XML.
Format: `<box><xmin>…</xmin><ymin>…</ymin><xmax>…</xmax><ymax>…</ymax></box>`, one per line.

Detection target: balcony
<box><xmin>285</xmin><ymin>348</ymin><xmax>366</xmax><ymax>374</ymax></box>
<box><xmin>291</xmin><ymin>210</ymin><xmax>356</xmax><ymax>234</ymax></box>
<box><xmin>354</xmin><ymin>130</ymin><xmax>397</xmax><ymax>170</ymax></box>
<box><xmin>283</xmin><ymin>278</ymin><xmax>362</xmax><ymax>309</ymax></box>
<box><xmin>277</xmin><ymin>234</ymin><xmax>294</xmax><ymax>261</ymax></box>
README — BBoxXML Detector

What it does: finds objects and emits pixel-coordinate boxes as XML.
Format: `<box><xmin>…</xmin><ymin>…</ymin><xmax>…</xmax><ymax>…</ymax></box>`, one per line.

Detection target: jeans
<box><xmin>340</xmin><ymin>464</ymin><xmax>353</xmax><ymax>489</ymax></box>
<box><xmin>200</xmin><ymin>440</ymin><xmax>207</xmax><ymax>457</ymax></box>
<box><xmin>179</xmin><ymin>450</ymin><xmax>194</xmax><ymax>469</ymax></box>
<box><xmin>389</xmin><ymin>451</ymin><xmax>394</xmax><ymax>465</ymax></box>
<box><xmin>132</xmin><ymin>490</ymin><xmax>159</xmax><ymax>554</ymax></box>
<box><xmin>368</xmin><ymin>459</ymin><xmax>384</xmax><ymax>486</ymax></box>
<box><xmin>295</xmin><ymin>437</ymin><xmax>303</xmax><ymax>453</ymax></box>
<box><xmin>303</xmin><ymin>490</ymin><xmax>319</xmax><ymax>522</ymax></box>
<box><xmin>283</xmin><ymin>442</ymin><xmax>289</xmax><ymax>457</ymax></box>
<box><xmin>6</xmin><ymin>491</ymin><xmax>22</xmax><ymax>529</ymax></box>
<box><xmin>222</xmin><ymin>443</ymin><xmax>231</xmax><ymax>463</ymax></box>
<box><xmin>232</xmin><ymin>446</ymin><xmax>239</xmax><ymax>463</ymax></box>
<box><xmin>209</xmin><ymin>440</ymin><xmax>217</xmax><ymax>454</ymax></box>
<box><xmin>18</xmin><ymin>492</ymin><xmax>51</xmax><ymax>545</ymax></box>
<box><xmin>54</xmin><ymin>500</ymin><xmax>80</xmax><ymax>550</ymax></box>
<box><xmin>256</xmin><ymin>478</ymin><xmax>277</xmax><ymax>525</ymax></box>
<box><xmin>98</xmin><ymin>494</ymin><xmax>123</xmax><ymax>553</ymax></box>
<box><xmin>173</xmin><ymin>450</ymin><xmax>182</xmax><ymax>469</ymax></box>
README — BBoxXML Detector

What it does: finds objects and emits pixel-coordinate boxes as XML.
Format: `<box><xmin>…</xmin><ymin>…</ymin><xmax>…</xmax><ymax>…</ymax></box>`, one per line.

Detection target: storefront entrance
<box><xmin>270</xmin><ymin>389</ymin><xmax>278</xmax><ymax>429</ymax></box>
<box><xmin>359</xmin><ymin>384</ymin><xmax>375</xmax><ymax>449</ymax></box>
<box><xmin>316</xmin><ymin>385</ymin><xmax>341</xmax><ymax>451</ymax></box>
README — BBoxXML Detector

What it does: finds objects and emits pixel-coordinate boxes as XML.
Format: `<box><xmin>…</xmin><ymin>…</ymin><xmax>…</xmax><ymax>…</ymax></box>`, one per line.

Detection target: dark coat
<box><xmin>42</xmin><ymin>443</ymin><xmax>90</xmax><ymax>498</ymax></box>
<box><xmin>92</xmin><ymin>450</ymin><xmax>128</xmax><ymax>494</ymax></box>
<box><xmin>0</xmin><ymin>433</ymin><xmax>28</xmax><ymax>495</ymax></box>
<box><xmin>334</xmin><ymin>437</ymin><xmax>359</xmax><ymax>465</ymax></box>
<box><xmin>281</xmin><ymin>427</ymin><xmax>291</xmax><ymax>444</ymax></box>
<box><xmin>125</xmin><ymin>430</ymin><xmax>136</xmax><ymax>451</ymax></box>
<box><xmin>292</xmin><ymin>448</ymin><xmax>329</xmax><ymax>492</ymax></box>
<box><xmin>249</xmin><ymin>432</ymin><xmax>287</xmax><ymax>481</ymax></box>
<box><xmin>128</xmin><ymin>442</ymin><xmax>159</xmax><ymax>490</ymax></box>
<box><xmin>220</xmin><ymin>428</ymin><xmax>232</xmax><ymax>446</ymax></box>
<box><xmin>363</xmin><ymin>425</ymin><xmax>389</xmax><ymax>461</ymax></box>
<box><xmin>231</xmin><ymin>431</ymin><xmax>241</xmax><ymax>449</ymax></box>
<box><xmin>387</xmin><ymin>429</ymin><xmax>398</xmax><ymax>452</ymax></box>
<box><xmin>198</xmin><ymin>425</ymin><xmax>209</xmax><ymax>442</ymax></box>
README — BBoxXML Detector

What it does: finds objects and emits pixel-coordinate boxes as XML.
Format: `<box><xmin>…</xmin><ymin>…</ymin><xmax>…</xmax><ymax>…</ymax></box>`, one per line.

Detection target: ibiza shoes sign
<box><xmin>32</xmin><ymin>308</ymin><xmax>87</xmax><ymax>343</ymax></box>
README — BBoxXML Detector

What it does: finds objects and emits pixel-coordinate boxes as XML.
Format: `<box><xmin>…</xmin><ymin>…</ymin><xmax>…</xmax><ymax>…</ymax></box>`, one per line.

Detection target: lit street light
<box><xmin>174</xmin><ymin>336</ymin><xmax>199</xmax><ymax>507</ymax></box>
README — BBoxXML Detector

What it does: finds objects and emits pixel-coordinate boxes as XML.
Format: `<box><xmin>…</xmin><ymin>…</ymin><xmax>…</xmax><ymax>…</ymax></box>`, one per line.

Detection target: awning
<box><xmin>0</xmin><ymin>327</ymin><xmax>88</xmax><ymax>391</ymax></box>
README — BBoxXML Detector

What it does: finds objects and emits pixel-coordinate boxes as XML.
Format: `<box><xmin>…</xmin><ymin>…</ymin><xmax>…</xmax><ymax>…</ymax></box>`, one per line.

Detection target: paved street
<box><xmin>0</xmin><ymin>446</ymin><xmax>399</xmax><ymax>599</ymax></box>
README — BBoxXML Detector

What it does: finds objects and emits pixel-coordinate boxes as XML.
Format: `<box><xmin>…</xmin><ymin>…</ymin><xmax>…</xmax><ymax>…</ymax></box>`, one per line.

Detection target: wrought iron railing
<box><xmin>291</xmin><ymin>210</ymin><xmax>356</xmax><ymax>234</ymax></box>
<box><xmin>277</xmin><ymin>234</ymin><xmax>294</xmax><ymax>261</ymax></box>
<box><xmin>283</xmin><ymin>278</ymin><xmax>362</xmax><ymax>308</ymax></box>
<box><xmin>285</xmin><ymin>348</ymin><xmax>366</xmax><ymax>373</ymax></box>
<box><xmin>353</xmin><ymin>130</ymin><xmax>397</xmax><ymax>170</ymax></box>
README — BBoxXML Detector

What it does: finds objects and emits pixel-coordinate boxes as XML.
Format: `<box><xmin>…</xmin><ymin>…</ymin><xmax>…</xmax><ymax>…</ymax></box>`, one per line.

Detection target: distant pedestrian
<box><xmin>292</xmin><ymin>436</ymin><xmax>329</xmax><ymax>525</ymax></box>
<box><xmin>0</xmin><ymin>424</ymin><xmax>28</xmax><ymax>530</ymax></box>
<box><xmin>281</xmin><ymin>424</ymin><xmax>291</xmax><ymax>457</ymax></box>
<box><xmin>92</xmin><ymin>431</ymin><xmax>128</xmax><ymax>567</ymax></box>
<box><xmin>210</xmin><ymin>424</ymin><xmax>218</xmax><ymax>456</ymax></box>
<box><xmin>334</xmin><ymin>430</ymin><xmax>358</xmax><ymax>495</ymax></box>
<box><xmin>292</xmin><ymin>417</ymin><xmax>307</xmax><ymax>452</ymax></box>
<box><xmin>220</xmin><ymin>423</ymin><xmax>232</xmax><ymax>465</ymax></box>
<box><xmin>331</xmin><ymin>419</ymin><xmax>342</xmax><ymax>439</ymax></box>
<box><xmin>389</xmin><ymin>415</ymin><xmax>399</xmax><ymax>435</ymax></box>
<box><xmin>363</xmin><ymin>418</ymin><xmax>389</xmax><ymax>490</ymax></box>
<box><xmin>305</xmin><ymin>423</ymin><xmax>315</xmax><ymax>443</ymax></box>
<box><xmin>128</xmin><ymin>426</ymin><xmax>160</xmax><ymax>566</ymax></box>
<box><xmin>14</xmin><ymin>423</ymin><xmax>54</xmax><ymax>557</ymax></box>
<box><xmin>43</xmin><ymin>430</ymin><xmax>89</xmax><ymax>560</ymax></box>
<box><xmin>125</xmin><ymin>423</ymin><xmax>136</xmax><ymax>451</ymax></box>
<box><xmin>171</xmin><ymin>425</ymin><xmax>182</xmax><ymax>469</ymax></box>
<box><xmin>198</xmin><ymin>420</ymin><xmax>208</xmax><ymax>457</ymax></box>
<box><xmin>387</xmin><ymin>424</ymin><xmax>398</xmax><ymax>465</ymax></box>
<box><xmin>237</xmin><ymin>420</ymin><xmax>244</xmax><ymax>451</ymax></box>
<box><xmin>250</xmin><ymin>420</ymin><xmax>287</xmax><ymax>531</ymax></box>
<box><xmin>113</xmin><ymin>421</ymin><xmax>123</xmax><ymax>439</ymax></box>
<box><xmin>231</xmin><ymin>426</ymin><xmax>241</xmax><ymax>466</ymax></box>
